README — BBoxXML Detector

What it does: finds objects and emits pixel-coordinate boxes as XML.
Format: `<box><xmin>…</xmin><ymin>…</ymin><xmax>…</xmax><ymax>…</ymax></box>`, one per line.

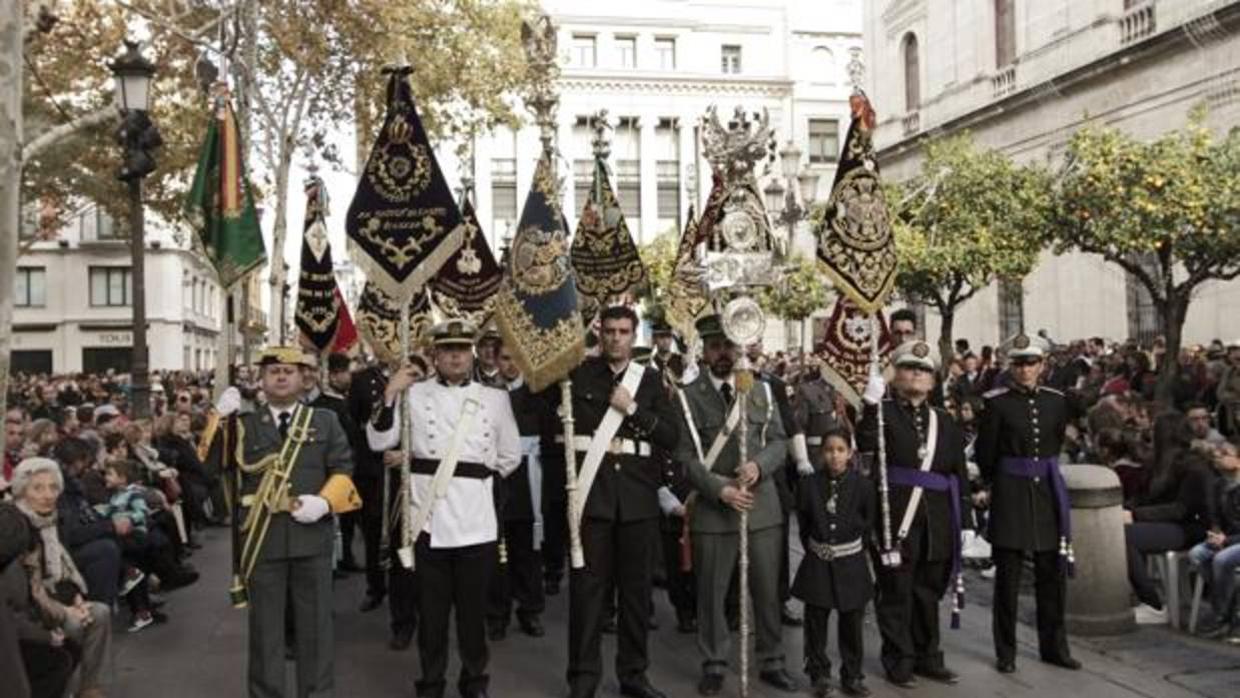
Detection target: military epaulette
<box><xmin>1038</xmin><ymin>386</ymin><xmax>1065</xmax><ymax>396</ymax></box>
<box><xmin>982</xmin><ymin>387</ymin><xmax>1009</xmax><ymax>400</ymax></box>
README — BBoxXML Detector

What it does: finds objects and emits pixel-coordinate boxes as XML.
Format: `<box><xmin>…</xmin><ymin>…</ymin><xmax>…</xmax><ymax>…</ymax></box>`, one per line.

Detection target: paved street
<box><xmin>103</xmin><ymin>527</ymin><xmax>1240</xmax><ymax>698</ymax></box>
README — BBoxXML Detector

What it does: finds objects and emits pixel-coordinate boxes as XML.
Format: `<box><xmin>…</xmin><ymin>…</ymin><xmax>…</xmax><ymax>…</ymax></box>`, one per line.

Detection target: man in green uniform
<box><xmin>232</xmin><ymin>346</ymin><xmax>356</xmax><ymax>698</ymax></box>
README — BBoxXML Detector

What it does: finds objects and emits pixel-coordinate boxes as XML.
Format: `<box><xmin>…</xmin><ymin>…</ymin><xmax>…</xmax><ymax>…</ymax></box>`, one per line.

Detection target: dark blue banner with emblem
<box><xmin>295</xmin><ymin>174</ymin><xmax>345</xmax><ymax>353</ymax></box>
<box><xmin>570</xmin><ymin>158</ymin><xmax>646</xmax><ymax>310</ymax></box>
<box><xmin>493</xmin><ymin>154</ymin><xmax>585</xmax><ymax>393</ymax></box>
<box><xmin>430</xmin><ymin>196</ymin><xmax>502</xmax><ymax>328</ymax></box>
<box><xmin>346</xmin><ymin>67</ymin><xmax>464</xmax><ymax>302</ymax></box>
<box><xmin>814</xmin><ymin>93</ymin><xmax>897</xmax><ymax>315</ymax></box>
<box><xmin>355</xmin><ymin>282</ymin><xmax>433</xmax><ymax>366</ymax></box>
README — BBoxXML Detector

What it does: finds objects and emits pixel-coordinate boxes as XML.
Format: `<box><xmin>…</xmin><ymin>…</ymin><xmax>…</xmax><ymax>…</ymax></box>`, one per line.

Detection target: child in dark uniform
<box><xmin>793</xmin><ymin>427</ymin><xmax>875</xmax><ymax>697</ymax></box>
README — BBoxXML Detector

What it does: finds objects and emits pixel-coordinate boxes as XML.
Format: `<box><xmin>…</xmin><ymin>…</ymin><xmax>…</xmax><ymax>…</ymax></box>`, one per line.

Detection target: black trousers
<box><xmin>1124</xmin><ymin>522</ymin><xmax>1197</xmax><ymax>608</ymax></box>
<box><xmin>20</xmin><ymin>641</ymin><xmax>75</xmax><ymax>698</ymax></box>
<box><xmin>386</xmin><ymin>476</ymin><xmax>419</xmax><ymax>636</ymax></box>
<box><xmin>779</xmin><ymin>512</ymin><xmax>792</xmax><ymax>604</ymax></box>
<box><xmin>354</xmin><ymin>475</ymin><xmax>385</xmax><ymax>597</ymax></box>
<box><xmin>992</xmin><ymin>547</ymin><xmax>1071</xmax><ymax>664</ymax></box>
<box><xmin>872</xmin><ymin>526</ymin><xmax>950</xmax><ymax>681</ymax></box>
<box><xmin>414</xmin><ymin>535</ymin><xmax>495</xmax><ymax>698</ymax></box>
<box><xmin>543</xmin><ymin>497</ymin><xmax>568</xmax><ymax>585</ymax></box>
<box><xmin>660</xmin><ymin>521</ymin><xmax>696</xmax><ymax>621</ymax></box>
<box><xmin>487</xmin><ymin>518</ymin><xmax>545</xmax><ymax>625</ymax></box>
<box><xmin>568</xmin><ymin>516</ymin><xmax>658</xmax><ymax>697</ymax></box>
<box><xmin>803</xmin><ymin>604</ymin><xmax>865</xmax><ymax>682</ymax></box>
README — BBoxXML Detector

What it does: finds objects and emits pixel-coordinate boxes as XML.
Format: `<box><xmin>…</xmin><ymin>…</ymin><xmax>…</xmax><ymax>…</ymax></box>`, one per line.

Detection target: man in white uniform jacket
<box><xmin>367</xmin><ymin>318</ymin><xmax>521</xmax><ymax>698</ymax></box>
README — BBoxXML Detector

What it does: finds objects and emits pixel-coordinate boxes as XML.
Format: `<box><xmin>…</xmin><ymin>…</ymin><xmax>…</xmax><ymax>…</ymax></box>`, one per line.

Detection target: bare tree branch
<box><xmin>21</xmin><ymin>106</ymin><xmax>116</xmax><ymax>160</ymax></box>
<box><xmin>112</xmin><ymin>0</ymin><xmax>227</xmax><ymax>51</ymax></box>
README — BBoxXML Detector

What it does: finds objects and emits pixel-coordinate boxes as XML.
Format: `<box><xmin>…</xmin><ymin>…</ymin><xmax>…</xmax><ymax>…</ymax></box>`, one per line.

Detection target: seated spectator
<box><xmin>97</xmin><ymin>460</ymin><xmax>164</xmax><ymax>633</ymax></box>
<box><xmin>1096</xmin><ymin>428</ymin><xmax>1148</xmax><ymax>505</ymax></box>
<box><xmin>12</xmin><ymin>458</ymin><xmax>111</xmax><ymax>698</ymax></box>
<box><xmin>49</xmin><ymin>439</ymin><xmax>121</xmax><ymax>605</ymax></box>
<box><xmin>1189</xmin><ymin>442</ymin><xmax>1240</xmax><ymax>639</ymax></box>
<box><xmin>1</xmin><ymin>500</ymin><xmax>76</xmax><ymax>698</ymax></box>
<box><xmin>1186</xmin><ymin>402</ymin><xmax>1228</xmax><ymax>448</ymax></box>
<box><xmin>1123</xmin><ymin>412</ymin><xmax>1213</xmax><ymax>623</ymax></box>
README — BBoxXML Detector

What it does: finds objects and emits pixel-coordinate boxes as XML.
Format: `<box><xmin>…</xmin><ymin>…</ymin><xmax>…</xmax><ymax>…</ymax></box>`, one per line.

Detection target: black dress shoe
<box><xmin>885</xmin><ymin>673</ymin><xmax>917</xmax><ymax>688</ymax></box>
<box><xmin>697</xmin><ymin>673</ymin><xmax>724</xmax><ymax>696</ymax></box>
<box><xmin>602</xmin><ymin>616</ymin><xmax>617</xmax><ymax>634</ymax></box>
<box><xmin>780</xmin><ymin>603</ymin><xmax>803</xmax><ymax>627</ymax></box>
<box><xmin>359</xmin><ymin>593</ymin><xmax>385</xmax><ymax>613</ymax></box>
<box><xmin>676</xmin><ymin>617</ymin><xmax>698</xmax><ymax>634</ymax></box>
<box><xmin>1042</xmin><ymin>656</ymin><xmax>1082</xmax><ymax>670</ymax></box>
<box><xmin>487</xmin><ymin>623</ymin><xmax>507</xmax><ymax>641</ymax></box>
<box><xmin>758</xmin><ymin>668</ymin><xmax>799</xmax><ymax>692</ymax></box>
<box><xmin>619</xmin><ymin>675</ymin><xmax>668</xmax><ymax>698</ymax></box>
<box><xmin>839</xmin><ymin>678</ymin><xmax>870</xmax><ymax>697</ymax></box>
<box><xmin>518</xmin><ymin>615</ymin><xmax>545</xmax><ymax>637</ymax></box>
<box><xmin>389</xmin><ymin>628</ymin><xmax>413</xmax><ymax>651</ymax></box>
<box><xmin>914</xmin><ymin>666</ymin><xmax>959</xmax><ymax>684</ymax></box>
<box><xmin>996</xmin><ymin>659</ymin><xmax>1016</xmax><ymax>674</ymax></box>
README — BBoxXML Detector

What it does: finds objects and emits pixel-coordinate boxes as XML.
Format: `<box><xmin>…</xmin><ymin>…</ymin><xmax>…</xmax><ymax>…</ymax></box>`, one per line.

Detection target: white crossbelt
<box><xmin>573</xmin><ymin>362</ymin><xmax>646</xmax><ymax>527</ymax></box>
<box><xmin>895</xmin><ymin>409</ymin><xmax>939</xmax><ymax>543</ymax></box>
<box><xmin>556</xmin><ymin>434</ymin><xmax>652</xmax><ymax>456</ymax></box>
<box><xmin>402</xmin><ymin>383</ymin><xmax>483</xmax><ymax>569</ymax></box>
<box><xmin>678</xmin><ymin>389</ymin><xmax>743</xmax><ymax>470</ymax></box>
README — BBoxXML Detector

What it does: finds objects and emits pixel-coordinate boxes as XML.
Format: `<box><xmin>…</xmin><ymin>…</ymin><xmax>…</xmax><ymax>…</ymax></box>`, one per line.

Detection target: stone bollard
<box><xmin>1064</xmin><ymin>464</ymin><xmax>1136</xmax><ymax>635</ymax></box>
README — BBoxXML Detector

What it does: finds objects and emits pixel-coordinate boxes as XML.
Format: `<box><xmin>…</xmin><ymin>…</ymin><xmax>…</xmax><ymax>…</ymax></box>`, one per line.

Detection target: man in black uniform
<box><xmin>858</xmin><ymin>341</ymin><xmax>969</xmax><ymax>688</ymax></box>
<box><xmin>487</xmin><ymin>342</ymin><xmax>547</xmax><ymax>640</ymax></box>
<box><xmin>794</xmin><ymin>359</ymin><xmax>843</xmax><ymax>473</ymax></box>
<box><xmin>976</xmin><ymin>334</ymin><xmax>1081</xmax><ymax>674</ymax></box>
<box><xmin>549</xmin><ymin>305</ymin><xmax>679</xmax><ymax>698</ymax></box>
<box><xmin>303</xmin><ymin>352</ymin><xmax>365</xmax><ymax>577</ymax></box>
<box><xmin>325</xmin><ymin>353</ymin><xmax>365</xmax><ymax>573</ymax></box>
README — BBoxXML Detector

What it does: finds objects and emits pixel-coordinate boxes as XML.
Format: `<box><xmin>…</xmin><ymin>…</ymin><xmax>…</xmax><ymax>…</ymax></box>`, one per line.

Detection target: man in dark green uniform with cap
<box><xmin>232</xmin><ymin>346</ymin><xmax>356</xmax><ymax>698</ymax></box>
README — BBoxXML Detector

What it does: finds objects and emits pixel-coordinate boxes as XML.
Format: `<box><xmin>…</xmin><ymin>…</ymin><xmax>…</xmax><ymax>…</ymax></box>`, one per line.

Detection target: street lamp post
<box><xmin>768</xmin><ymin>139</ymin><xmax>821</xmax><ymax>349</ymax></box>
<box><xmin>111</xmin><ymin>40</ymin><xmax>161</xmax><ymax>419</ymax></box>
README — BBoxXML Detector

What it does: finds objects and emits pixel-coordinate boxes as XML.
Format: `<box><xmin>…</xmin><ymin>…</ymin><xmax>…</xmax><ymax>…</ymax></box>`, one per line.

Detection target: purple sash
<box><xmin>1000</xmin><ymin>456</ymin><xmax>1075</xmax><ymax>576</ymax></box>
<box><xmin>887</xmin><ymin>467</ymin><xmax>966</xmax><ymax>626</ymax></box>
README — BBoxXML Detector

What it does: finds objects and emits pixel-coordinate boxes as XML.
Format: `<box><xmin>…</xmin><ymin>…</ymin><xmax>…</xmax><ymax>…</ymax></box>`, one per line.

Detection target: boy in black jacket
<box><xmin>792</xmin><ymin>427</ymin><xmax>875</xmax><ymax>697</ymax></box>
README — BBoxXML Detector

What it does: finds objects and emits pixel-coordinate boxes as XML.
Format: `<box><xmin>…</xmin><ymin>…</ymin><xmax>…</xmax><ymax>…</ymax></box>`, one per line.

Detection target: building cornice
<box><xmin>559</xmin><ymin>73</ymin><xmax>794</xmax><ymax>97</ymax></box>
<box><xmin>876</xmin><ymin>1</ymin><xmax>1240</xmax><ymax>162</ymax></box>
<box><xmin>881</xmin><ymin>0</ymin><xmax>926</xmax><ymax>38</ymax></box>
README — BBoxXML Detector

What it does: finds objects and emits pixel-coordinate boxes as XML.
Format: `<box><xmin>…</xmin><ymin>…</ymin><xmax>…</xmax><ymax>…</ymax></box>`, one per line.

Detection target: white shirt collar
<box><xmin>268</xmin><ymin>402</ymin><xmax>299</xmax><ymax>425</ymax></box>
<box><xmin>506</xmin><ymin>375</ymin><xmax>525</xmax><ymax>391</ymax></box>
<box><xmin>709</xmin><ymin>372</ymin><xmax>734</xmax><ymax>395</ymax></box>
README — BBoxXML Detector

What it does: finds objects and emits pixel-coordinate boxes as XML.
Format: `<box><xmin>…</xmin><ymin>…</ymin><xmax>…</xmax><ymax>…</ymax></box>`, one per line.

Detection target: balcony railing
<box><xmin>902</xmin><ymin>110</ymin><xmax>920</xmax><ymax>136</ymax></box>
<box><xmin>992</xmin><ymin>65</ymin><xmax>1017</xmax><ymax>99</ymax></box>
<box><xmin>1120</xmin><ymin>1</ymin><xmax>1156</xmax><ymax>45</ymax></box>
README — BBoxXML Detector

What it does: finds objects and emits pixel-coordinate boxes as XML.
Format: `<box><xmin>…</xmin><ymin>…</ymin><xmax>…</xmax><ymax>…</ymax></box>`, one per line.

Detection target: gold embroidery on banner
<box><xmin>366</xmin><ymin>132</ymin><xmax>431</xmax><ymax>203</ymax></box>
<box><xmin>511</xmin><ymin>228</ymin><xmax>570</xmax><ymax>296</ymax></box>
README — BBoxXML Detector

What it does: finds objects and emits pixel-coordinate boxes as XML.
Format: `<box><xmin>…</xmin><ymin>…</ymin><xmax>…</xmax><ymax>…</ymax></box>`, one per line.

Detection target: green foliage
<box><xmin>887</xmin><ymin>135</ymin><xmax>1052</xmax><ymax>315</ymax></box>
<box><xmin>636</xmin><ymin>231</ymin><xmax>680</xmax><ymax>320</ymax></box>
<box><xmin>1052</xmin><ymin>117</ymin><xmax>1240</xmax><ymax>294</ymax></box>
<box><xmin>758</xmin><ymin>253</ymin><xmax>831</xmax><ymax>322</ymax></box>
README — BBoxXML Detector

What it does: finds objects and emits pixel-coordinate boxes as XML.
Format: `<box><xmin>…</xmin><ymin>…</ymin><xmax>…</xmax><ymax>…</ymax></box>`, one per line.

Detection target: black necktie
<box><xmin>720</xmin><ymin>382</ymin><xmax>734</xmax><ymax>408</ymax></box>
<box><xmin>278</xmin><ymin>411</ymin><xmax>291</xmax><ymax>440</ymax></box>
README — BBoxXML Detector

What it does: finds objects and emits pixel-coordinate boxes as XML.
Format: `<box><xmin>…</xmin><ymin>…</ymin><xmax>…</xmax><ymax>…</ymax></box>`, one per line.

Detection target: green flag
<box><xmin>185</xmin><ymin>99</ymin><xmax>266</xmax><ymax>289</ymax></box>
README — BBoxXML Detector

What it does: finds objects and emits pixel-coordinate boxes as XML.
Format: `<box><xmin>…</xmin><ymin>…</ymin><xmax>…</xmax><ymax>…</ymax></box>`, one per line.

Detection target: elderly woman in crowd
<box><xmin>12</xmin><ymin>457</ymin><xmax>112</xmax><ymax>698</ymax></box>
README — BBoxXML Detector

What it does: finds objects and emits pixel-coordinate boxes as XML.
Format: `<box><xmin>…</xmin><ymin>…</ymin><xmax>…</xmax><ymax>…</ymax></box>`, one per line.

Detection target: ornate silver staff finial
<box><xmin>847</xmin><ymin>46</ymin><xmax>865</xmax><ymax>93</ymax></box>
<box><xmin>590</xmin><ymin>109</ymin><xmax>611</xmax><ymax>160</ymax></box>
<box><xmin>457</xmin><ymin>136</ymin><xmax>476</xmax><ymax>201</ymax></box>
<box><xmin>521</xmin><ymin>13</ymin><xmax>561</xmax><ymax>158</ymax></box>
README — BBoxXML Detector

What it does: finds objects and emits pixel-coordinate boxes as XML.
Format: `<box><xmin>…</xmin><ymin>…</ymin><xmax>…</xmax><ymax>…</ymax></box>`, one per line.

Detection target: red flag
<box><xmin>330</xmin><ymin>287</ymin><xmax>359</xmax><ymax>355</ymax></box>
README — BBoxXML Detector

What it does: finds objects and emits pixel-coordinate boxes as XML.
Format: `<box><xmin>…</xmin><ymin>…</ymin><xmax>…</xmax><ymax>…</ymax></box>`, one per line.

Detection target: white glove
<box><xmin>657</xmin><ymin>486</ymin><xmax>683</xmax><ymax>516</ymax></box>
<box><xmin>797</xmin><ymin>460</ymin><xmax>814</xmax><ymax>477</ymax></box>
<box><xmin>863</xmin><ymin>372</ymin><xmax>886</xmax><ymax>405</ymax></box>
<box><xmin>215</xmin><ymin>386</ymin><xmax>242</xmax><ymax>416</ymax></box>
<box><xmin>291</xmin><ymin>495</ymin><xmax>330</xmax><ymax>524</ymax></box>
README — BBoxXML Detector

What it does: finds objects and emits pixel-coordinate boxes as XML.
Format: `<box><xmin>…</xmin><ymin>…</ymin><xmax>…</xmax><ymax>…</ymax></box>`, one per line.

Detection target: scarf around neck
<box><xmin>16</xmin><ymin>500</ymin><xmax>87</xmax><ymax>595</ymax></box>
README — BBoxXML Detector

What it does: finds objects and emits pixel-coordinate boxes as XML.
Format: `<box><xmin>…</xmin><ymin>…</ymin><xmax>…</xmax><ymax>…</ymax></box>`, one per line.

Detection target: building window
<box><xmin>572</xmin><ymin>34</ymin><xmax>597</xmax><ymax>68</ymax></box>
<box><xmin>808</xmin><ymin>119</ymin><xmax>840</xmax><ymax>164</ymax></box>
<box><xmin>614</xmin><ymin>117</ymin><xmax>641</xmax><ymax>231</ymax></box>
<box><xmin>615</xmin><ymin>35</ymin><xmax>636</xmax><ymax>69</ymax></box>
<box><xmin>902</xmin><ymin>33</ymin><xmax>920</xmax><ymax>111</ymax></box>
<box><xmin>995</xmin><ymin>0</ymin><xmax>1016</xmax><ymax>67</ymax></box>
<box><xmin>655</xmin><ymin>117</ymin><xmax>680</xmax><ymax>234</ymax></box>
<box><xmin>491</xmin><ymin>158</ymin><xmax>517</xmax><ymax>230</ymax></box>
<box><xmin>997</xmin><ymin>279</ymin><xmax>1024</xmax><ymax>340</ymax></box>
<box><xmin>721</xmin><ymin>44</ymin><xmax>742</xmax><ymax>74</ymax></box>
<box><xmin>15</xmin><ymin>267</ymin><xmax>46</xmax><ymax>308</ymax></box>
<box><xmin>1126</xmin><ymin>254</ymin><xmax>1162</xmax><ymax>345</ymax></box>
<box><xmin>89</xmin><ymin>267</ymin><xmax>132</xmax><ymax>307</ymax></box>
<box><xmin>655</xmin><ymin>37</ymin><xmax>676</xmax><ymax>70</ymax></box>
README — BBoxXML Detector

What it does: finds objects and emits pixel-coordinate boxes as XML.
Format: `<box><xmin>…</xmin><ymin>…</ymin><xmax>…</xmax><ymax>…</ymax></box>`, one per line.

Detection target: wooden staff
<box><xmin>735</xmin><ymin>361</ymin><xmax>754</xmax><ymax>698</ymax></box>
<box><xmin>396</xmin><ymin>303</ymin><xmax>415</xmax><ymax>569</ymax></box>
<box><xmin>561</xmin><ymin>380</ymin><xmax>585</xmax><ymax>568</ymax></box>
<box><xmin>872</xmin><ymin>315</ymin><xmax>897</xmax><ymax>566</ymax></box>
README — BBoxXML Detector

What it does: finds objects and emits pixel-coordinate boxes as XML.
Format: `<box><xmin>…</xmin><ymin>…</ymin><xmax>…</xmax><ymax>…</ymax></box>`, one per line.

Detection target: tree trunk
<box><xmin>1153</xmin><ymin>293</ymin><xmax>1189</xmax><ymax>406</ymax></box>
<box><xmin>0</xmin><ymin>2</ymin><xmax>23</xmax><ymax>456</ymax></box>
<box><xmin>937</xmin><ymin>307</ymin><xmax>956</xmax><ymax>380</ymax></box>
<box><xmin>267</xmin><ymin>147</ymin><xmax>292</xmax><ymax>343</ymax></box>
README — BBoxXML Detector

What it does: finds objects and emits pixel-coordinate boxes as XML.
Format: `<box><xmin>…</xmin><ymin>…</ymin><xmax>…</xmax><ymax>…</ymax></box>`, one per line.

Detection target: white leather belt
<box><xmin>555</xmin><ymin>434</ymin><xmax>652</xmax><ymax>457</ymax></box>
<box><xmin>807</xmin><ymin>537</ymin><xmax>863</xmax><ymax>561</ymax></box>
<box><xmin>805</xmin><ymin>436</ymin><xmax>824</xmax><ymax>446</ymax></box>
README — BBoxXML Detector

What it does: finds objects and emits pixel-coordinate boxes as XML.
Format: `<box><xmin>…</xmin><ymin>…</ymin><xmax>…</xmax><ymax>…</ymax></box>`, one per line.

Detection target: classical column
<box><xmin>638</xmin><ymin>115</ymin><xmax>657</xmax><ymax>244</ymax></box>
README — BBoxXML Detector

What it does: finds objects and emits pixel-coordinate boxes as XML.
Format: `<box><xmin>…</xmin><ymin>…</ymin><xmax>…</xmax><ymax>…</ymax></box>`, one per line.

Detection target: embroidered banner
<box><xmin>570</xmin><ymin>158</ymin><xmax>646</xmax><ymax>309</ymax></box>
<box><xmin>295</xmin><ymin>174</ymin><xmax>346</xmax><ymax>353</ymax></box>
<box><xmin>430</xmin><ymin>196</ymin><xmax>502</xmax><ymax>329</ymax></box>
<box><xmin>817</xmin><ymin>296</ymin><xmax>893</xmax><ymax>408</ymax></box>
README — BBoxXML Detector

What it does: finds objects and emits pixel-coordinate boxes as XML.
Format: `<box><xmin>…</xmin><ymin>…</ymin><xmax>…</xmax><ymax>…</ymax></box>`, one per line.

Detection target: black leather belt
<box><xmin>410</xmin><ymin>458</ymin><xmax>492</xmax><ymax>479</ymax></box>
